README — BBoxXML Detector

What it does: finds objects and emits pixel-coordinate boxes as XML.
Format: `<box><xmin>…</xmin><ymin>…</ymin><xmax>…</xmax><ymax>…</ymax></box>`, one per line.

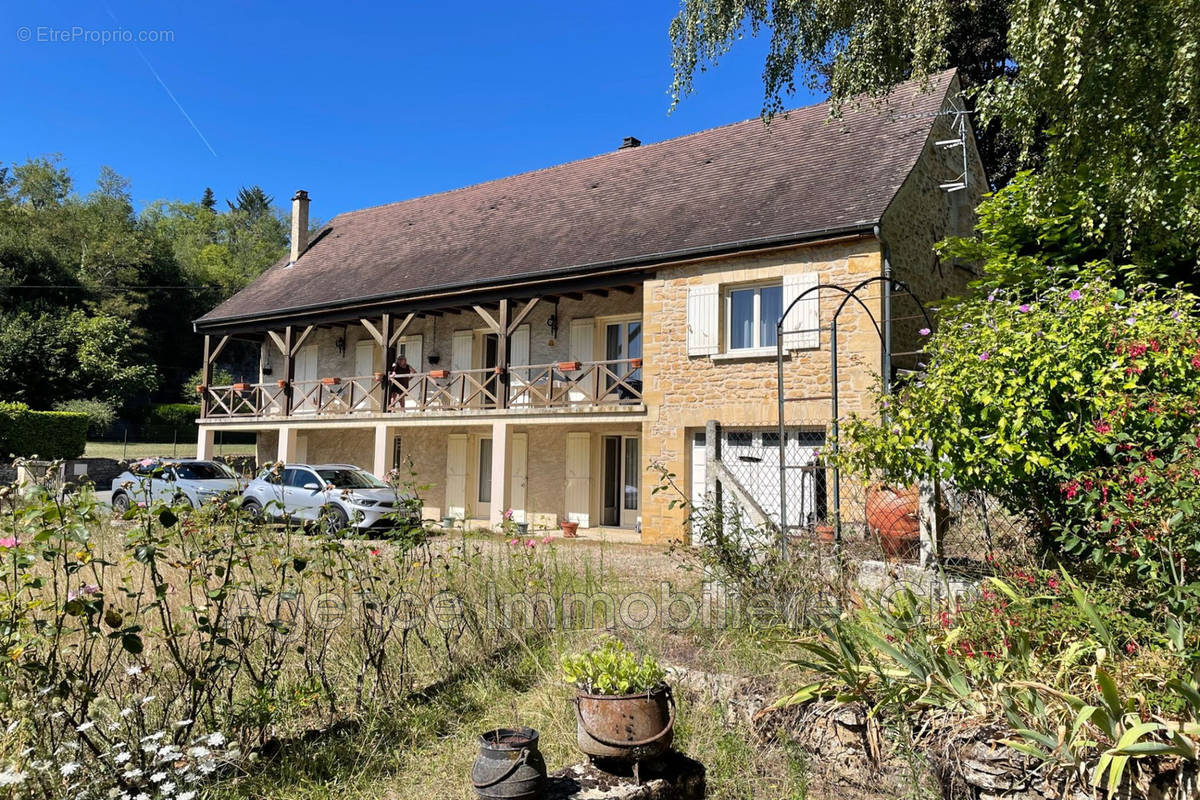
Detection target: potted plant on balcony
<box><xmin>232</xmin><ymin>382</ymin><xmax>251</xmax><ymax>392</ymax></box>
<box><xmin>321</xmin><ymin>376</ymin><xmax>342</xmax><ymax>386</ymax></box>
<box><xmin>563</xmin><ymin>639</ymin><xmax>673</xmax><ymax>766</ymax></box>
<box><xmin>430</xmin><ymin>369</ymin><xmax>450</xmax><ymax>379</ymax></box>
<box><xmin>557</xmin><ymin>360</ymin><xmax>581</xmax><ymax>372</ymax></box>
<box><xmin>276</xmin><ymin>379</ymin><xmax>289</xmax><ymax>388</ymax></box>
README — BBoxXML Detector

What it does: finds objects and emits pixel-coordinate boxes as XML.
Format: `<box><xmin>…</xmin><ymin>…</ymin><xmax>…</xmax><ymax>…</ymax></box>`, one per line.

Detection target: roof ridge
<box><xmin>325</xmin><ymin>69</ymin><xmax>956</xmax><ymax>224</ymax></box>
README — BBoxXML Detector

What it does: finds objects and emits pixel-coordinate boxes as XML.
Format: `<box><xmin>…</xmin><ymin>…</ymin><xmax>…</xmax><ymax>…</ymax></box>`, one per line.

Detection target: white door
<box><xmin>293</xmin><ymin>345</ymin><xmax>318</xmax><ymax>413</ymax></box>
<box><xmin>565</xmin><ymin>432</ymin><xmax>591</xmax><ymax>527</ymax></box>
<box><xmin>445</xmin><ymin>434</ymin><xmax>468</xmax><ymax>519</ymax></box>
<box><xmin>475</xmin><ymin>437</ymin><xmax>494</xmax><ymax>521</ymax></box>
<box><xmin>510</xmin><ymin>433</ymin><xmax>528</xmax><ymax>523</ymax></box>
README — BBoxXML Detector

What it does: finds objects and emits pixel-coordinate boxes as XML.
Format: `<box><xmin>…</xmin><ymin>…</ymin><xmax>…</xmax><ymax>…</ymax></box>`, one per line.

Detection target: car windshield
<box><xmin>174</xmin><ymin>462</ymin><xmax>237</xmax><ymax>480</ymax></box>
<box><xmin>316</xmin><ymin>468</ymin><xmax>386</xmax><ymax>489</ymax></box>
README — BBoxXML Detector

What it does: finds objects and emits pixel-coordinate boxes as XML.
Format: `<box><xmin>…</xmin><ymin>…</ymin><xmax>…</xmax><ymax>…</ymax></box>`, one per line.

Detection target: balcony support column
<box><xmin>488</xmin><ymin>419</ymin><xmax>513</xmax><ymax>527</ymax></box>
<box><xmin>276</xmin><ymin>426</ymin><xmax>299</xmax><ymax>464</ymax></box>
<box><xmin>200</xmin><ymin>335</ymin><xmax>212</xmax><ymax>418</ymax></box>
<box><xmin>372</xmin><ymin>423</ymin><xmax>394</xmax><ymax>479</ymax></box>
<box><xmin>197</xmin><ymin>427</ymin><xmax>215</xmax><ymax>461</ymax></box>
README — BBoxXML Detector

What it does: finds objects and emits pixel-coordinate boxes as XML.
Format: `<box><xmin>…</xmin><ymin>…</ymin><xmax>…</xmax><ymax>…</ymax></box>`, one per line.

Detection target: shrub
<box><xmin>144</xmin><ymin>402</ymin><xmax>202</xmax><ymax>439</ymax></box>
<box><xmin>182</xmin><ymin>365</ymin><xmax>234</xmax><ymax>396</ymax></box>
<box><xmin>52</xmin><ymin>398</ymin><xmax>116</xmax><ymax>438</ymax></box>
<box><xmin>0</xmin><ymin>401</ymin><xmax>87</xmax><ymax>459</ymax></box>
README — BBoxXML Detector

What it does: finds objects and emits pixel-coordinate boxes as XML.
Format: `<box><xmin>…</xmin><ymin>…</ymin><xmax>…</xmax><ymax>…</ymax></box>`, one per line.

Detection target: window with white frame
<box><xmin>726</xmin><ymin>283</ymin><xmax>783</xmax><ymax>351</ymax></box>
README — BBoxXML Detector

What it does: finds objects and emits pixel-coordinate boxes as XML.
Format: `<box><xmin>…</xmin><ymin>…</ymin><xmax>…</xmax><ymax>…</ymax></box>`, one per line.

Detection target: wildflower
<box><xmin>1018</xmin><ymin>304</ymin><xmax>1030</xmax><ymax>313</ymax></box>
<box><xmin>979</xmin><ymin>351</ymin><xmax>990</xmax><ymax>361</ymax></box>
<box><xmin>205</xmin><ymin>732</ymin><xmax>226</xmax><ymax>747</ymax></box>
<box><xmin>503</xmin><ymin>508</ymin><xmax>514</xmax><ymax>520</ymax></box>
<box><xmin>76</xmin><ymin>720</ymin><xmax>95</xmax><ymax>733</ymax></box>
<box><xmin>60</xmin><ymin>762</ymin><xmax>81</xmax><ymax>777</ymax></box>
<box><xmin>1068</xmin><ymin>289</ymin><xmax>1082</xmax><ymax>300</ymax></box>
<box><xmin>525</xmin><ymin>539</ymin><xmax>536</xmax><ymax>548</ymax></box>
<box><xmin>0</xmin><ymin>768</ymin><xmax>25</xmax><ymax>786</ymax></box>
<box><xmin>114</xmin><ymin>751</ymin><xmax>131</xmax><ymax>765</ymax></box>
<box><xmin>150</xmin><ymin>771</ymin><xmax>167</xmax><ymax>783</ymax></box>
<box><xmin>508</xmin><ymin>538</ymin><xmax>518</xmax><ymax>546</ymax></box>
<box><xmin>0</xmin><ymin>537</ymin><xmax>18</xmax><ymax>549</ymax></box>
<box><xmin>918</xmin><ymin>327</ymin><xmax>931</xmax><ymax>336</ymax></box>
<box><xmin>370</xmin><ymin>548</ymin><xmax>380</xmax><ymax>557</ymax></box>
<box><xmin>541</xmin><ymin>536</ymin><xmax>553</xmax><ymax>544</ymax></box>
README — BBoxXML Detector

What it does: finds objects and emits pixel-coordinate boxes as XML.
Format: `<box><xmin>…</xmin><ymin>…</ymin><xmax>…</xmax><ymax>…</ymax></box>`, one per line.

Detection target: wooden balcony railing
<box><xmin>199</xmin><ymin>359</ymin><xmax>642</xmax><ymax>420</ymax></box>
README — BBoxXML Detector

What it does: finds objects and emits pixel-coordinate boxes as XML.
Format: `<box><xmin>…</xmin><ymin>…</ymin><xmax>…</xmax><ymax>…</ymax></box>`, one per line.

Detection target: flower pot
<box><xmin>373</xmin><ymin>372</ymin><xmax>385</xmax><ymax>382</ymax></box>
<box><xmin>321</xmin><ymin>377</ymin><xmax>341</xmax><ymax>386</ymax></box>
<box><xmin>195</xmin><ymin>384</ymin><xmax>207</xmax><ymax>394</ymax></box>
<box><xmin>814</xmin><ymin>524</ymin><xmax>836</xmax><ymax>543</ymax></box>
<box><xmin>574</xmin><ymin>683</ymin><xmax>674</xmax><ymax>763</ymax></box>
<box><xmin>559</xmin><ymin>520</ymin><xmax>579</xmax><ymax>538</ymax></box>
<box><xmin>430</xmin><ymin>369</ymin><xmax>449</xmax><ymax>379</ymax></box>
<box><xmin>557</xmin><ymin>361</ymin><xmax>581</xmax><ymax>372</ymax></box>
<box><xmin>866</xmin><ymin>483</ymin><xmax>921</xmax><ymax>560</ymax></box>
<box><xmin>442</xmin><ymin>516</ymin><xmax>456</xmax><ymax>529</ymax></box>
<box><xmin>630</xmin><ymin>357</ymin><xmax>643</xmax><ymax>369</ymax></box>
<box><xmin>471</xmin><ymin>727</ymin><xmax>546</xmax><ymax>800</ymax></box>
<box><xmin>276</xmin><ymin>379</ymin><xmax>289</xmax><ymax>388</ymax></box>
<box><xmin>493</xmin><ymin>366</ymin><xmax>505</xmax><ymax>375</ymax></box>
<box><xmin>516</xmin><ymin>522</ymin><xmax>530</xmax><ymax>535</ymax></box>
<box><xmin>232</xmin><ymin>383</ymin><xmax>251</xmax><ymax>392</ymax></box>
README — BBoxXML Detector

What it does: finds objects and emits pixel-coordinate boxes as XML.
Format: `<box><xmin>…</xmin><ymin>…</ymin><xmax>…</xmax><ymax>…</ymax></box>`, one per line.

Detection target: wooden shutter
<box><xmin>510</xmin><ymin>433</ymin><xmax>528</xmax><ymax>523</ymax></box>
<box><xmin>782</xmin><ymin>272</ymin><xmax>820</xmax><ymax>350</ymax></box>
<box><xmin>565</xmin><ymin>432</ymin><xmax>591</xmax><ymax>527</ymax></box>
<box><xmin>451</xmin><ymin>330</ymin><xmax>474</xmax><ymax>371</ymax></box>
<box><xmin>687</xmin><ymin>284</ymin><xmax>720</xmax><ymax>355</ymax></box>
<box><xmin>445</xmin><ymin>434</ymin><xmax>468</xmax><ymax>519</ymax></box>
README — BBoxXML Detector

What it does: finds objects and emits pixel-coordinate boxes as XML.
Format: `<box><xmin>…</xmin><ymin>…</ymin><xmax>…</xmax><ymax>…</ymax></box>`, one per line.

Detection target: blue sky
<box><xmin>0</xmin><ymin>1</ymin><xmax>821</xmax><ymax>221</ymax></box>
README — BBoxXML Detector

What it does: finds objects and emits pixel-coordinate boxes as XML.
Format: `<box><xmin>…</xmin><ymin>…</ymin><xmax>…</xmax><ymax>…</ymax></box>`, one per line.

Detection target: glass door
<box><xmin>604</xmin><ymin>320</ymin><xmax>642</xmax><ymax>399</ymax></box>
<box><xmin>600</xmin><ymin>435</ymin><xmax>640</xmax><ymax>528</ymax></box>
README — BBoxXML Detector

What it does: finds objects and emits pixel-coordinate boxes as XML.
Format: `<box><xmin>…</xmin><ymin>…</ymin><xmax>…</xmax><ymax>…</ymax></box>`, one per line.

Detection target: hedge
<box><xmin>143</xmin><ymin>403</ymin><xmax>201</xmax><ymax>440</ymax></box>
<box><xmin>0</xmin><ymin>402</ymin><xmax>88</xmax><ymax>460</ymax></box>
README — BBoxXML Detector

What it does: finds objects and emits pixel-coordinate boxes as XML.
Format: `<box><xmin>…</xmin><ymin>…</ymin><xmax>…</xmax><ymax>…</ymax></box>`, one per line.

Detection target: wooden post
<box><xmin>381</xmin><ymin>313</ymin><xmax>394</xmax><ymax>411</ymax></box>
<box><xmin>282</xmin><ymin>326</ymin><xmax>295</xmax><ymax>417</ymax></box>
<box><xmin>200</xmin><ymin>334</ymin><xmax>212</xmax><ymax>418</ymax></box>
<box><xmin>496</xmin><ymin>299</ymin><xmax>510</xmax><ymax>409</ymax></box>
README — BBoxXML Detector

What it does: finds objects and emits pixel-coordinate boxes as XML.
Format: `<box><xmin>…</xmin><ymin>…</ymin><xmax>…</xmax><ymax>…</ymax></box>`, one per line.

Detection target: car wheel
<box><xmin>111</xmin><ymin>492</ymin><xmax>131</xmax><ymax>515</ymax></box>
<box><xmin>241</xmin><ymin>499</ymin><xmax>263</xmax><ymax>521</ymax></box>
<box><xmin>174</xmin><ymin>493</ymin><xmax>194</xmax><ymax>509</ymax></box>
<box><xmin>319</xmin><ymin>505</ymin><xmax>350</xmax><ymax>536</ymax></box>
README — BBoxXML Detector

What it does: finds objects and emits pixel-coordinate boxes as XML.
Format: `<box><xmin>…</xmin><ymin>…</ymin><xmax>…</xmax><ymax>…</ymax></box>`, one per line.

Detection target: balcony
<box><xmin>198</xmin><ymin>358</ymin><xmax>643</xmax><ymax>420</ymax></box>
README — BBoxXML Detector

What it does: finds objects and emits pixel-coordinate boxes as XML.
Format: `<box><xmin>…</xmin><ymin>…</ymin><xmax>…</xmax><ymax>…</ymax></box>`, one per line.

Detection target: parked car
<box><xmin>111</xmin><ymin>459</ymin><xmax>243</xmax><ymax>514</ymax></box>
<box><xmin>240</xmin><ymin>463</ymin><xmax>419</xmax><ymax>534</ymax></box>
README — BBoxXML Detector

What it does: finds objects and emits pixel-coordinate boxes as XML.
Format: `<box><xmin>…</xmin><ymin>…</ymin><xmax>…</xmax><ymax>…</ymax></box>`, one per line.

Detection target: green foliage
<box><xmin>52</xmin><ymin>398</ymin><xmax>116</xmax><ymax>438</ymax></box>
<box><xmin>669</xmin><ymin>0</ymin><xmax>1200</xmax><ymax>277</ymax></box>
<box><xmin>840</xmin><ymin>275</ymin><xmax>1200</xmax><ymax>563</ymax></box>
<box><xmin>561</xmin><ymin>639</ymin><xmax>666</xmax><ymax>695</ymax></box>
<box><xmin>0</xmin><ymin>401</ymin><xmax>87</xmax><ymax>458</ymax></box>
<box><xmin>183</xmin><ymin>364</ymin><xmax>235</xmax><ymax>395</ymax></box>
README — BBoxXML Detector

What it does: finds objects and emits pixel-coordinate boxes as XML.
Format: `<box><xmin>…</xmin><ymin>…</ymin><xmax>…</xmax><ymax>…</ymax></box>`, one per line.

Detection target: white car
<box><xmin>239</xmin><ymin>463</ymin><xmax>419</xmax><ymax>534</ymax></box>
<box><xmin>111</xmin><ymin>459</ymin><xmax>242</xmax><ymax>514</ymax></box>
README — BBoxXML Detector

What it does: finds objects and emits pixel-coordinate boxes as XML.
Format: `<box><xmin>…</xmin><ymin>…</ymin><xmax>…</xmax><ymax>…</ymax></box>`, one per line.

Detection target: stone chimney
<box><xmin>289</xmin><ymin>190</ymin><xmax>310</xmax><ymax>265</ymax></box>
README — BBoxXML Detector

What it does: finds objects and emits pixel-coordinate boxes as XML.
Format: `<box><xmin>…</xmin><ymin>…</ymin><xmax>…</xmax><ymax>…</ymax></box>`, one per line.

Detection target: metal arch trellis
<box><xmin>774</xmin><ymin>274</ymin><xmax>933</xmax><ymax>560</ymax></box>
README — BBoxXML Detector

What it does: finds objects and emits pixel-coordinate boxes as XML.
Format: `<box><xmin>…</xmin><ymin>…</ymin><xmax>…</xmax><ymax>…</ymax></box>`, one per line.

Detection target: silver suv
<box><xmin>111</xmin><ymin>459</ymin><xmax>242</xmax><ymax>513</ymax></box>
<box><xmin>240</xmin><ymin>463</ymin><xmax>418</xmax><ymax>534</ymax></box>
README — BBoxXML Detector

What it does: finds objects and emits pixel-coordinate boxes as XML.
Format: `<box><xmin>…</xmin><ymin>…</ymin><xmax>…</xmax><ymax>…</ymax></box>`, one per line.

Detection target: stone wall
<box><xmin>639</xmin><ymin>240</ymin><xmax>884</xmax><ymax>543</ymax></box>
<box><xmin>881</xmin><ymin>73</ymin><xmax>988</xmax><ymax>373</ymax></box>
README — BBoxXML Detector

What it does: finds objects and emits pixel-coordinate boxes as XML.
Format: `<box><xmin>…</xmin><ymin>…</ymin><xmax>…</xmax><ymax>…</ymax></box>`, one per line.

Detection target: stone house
<box><xmin>193</xmin><ymin>70</ymin><xmax>986</xmax><ymax>543</ymax></box>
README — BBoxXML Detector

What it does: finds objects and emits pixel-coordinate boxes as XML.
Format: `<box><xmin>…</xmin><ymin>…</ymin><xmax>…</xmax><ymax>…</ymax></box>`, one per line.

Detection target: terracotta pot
<box><xmin>195</xmin><ymin>384</ymin><xmax>207</xmax><ymax>394</ymax></box>
<box><xmin>574</xmin><ymin>683</ymin><xmax>674</xmax><ymax>763</ymax></box>
<box><xmin>866</xmin><ymin>483</ymin><xmax>921</xmax><ymax>559</ymax></box>
<box><xmin>321</xmin><ymin>377</ymin><xmax>341</xmax><ymax>386</ymax></box>
<box><xmin>373</xmin><ymin>372</ymin><xmax>385</xmax><ymax>382</ymax></box>
<box><xmin>814</xmin><ymin>524</ymin><xmax>836</xmax><ymax>543</ymax></box>
<box><xmin>276</xmin><ymin>379</ymin><xmax>289</xmax><ymax>388</ymax></box>
<box><xmin>559</xmin><ymin>520</ymin><xmax>579</xmax><ymax>538</ymax></box>
<box><xmin>557</xmin><ymin>361</ymin><xmax>581</xmax><ymax>371</ymax></box>
<box><xmin>630</xmin><ymin>357</ymin><xmax>643</xmax><ymax>369</ymax></box>
<box><xmin>493</xmin><ymin>365</ymin><xmax>505</xmax><ymax>375</ymax></box>
<box><xmin>430</xmin><ymin>369</ymin><xmax>449</xmax><ymax>379</ymax></box>
<box><xmin>232</xmin><ymin>383</ymin><xmax>251</xmax><ymax>392</ymax></box>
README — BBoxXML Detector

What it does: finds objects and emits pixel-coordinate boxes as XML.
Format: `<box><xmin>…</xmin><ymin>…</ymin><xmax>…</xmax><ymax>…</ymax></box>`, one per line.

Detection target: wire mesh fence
<box><xmin>700</xmin><ymin>421</ymin><xmax>1033</xmax><ymax>579</ymax></box>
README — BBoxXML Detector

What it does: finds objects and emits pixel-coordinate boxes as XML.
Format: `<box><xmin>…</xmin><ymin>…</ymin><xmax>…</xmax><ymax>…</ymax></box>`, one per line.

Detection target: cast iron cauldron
<box><xmin>471</xmin><ymin>727</ymin><xmax>546</xmax><ymax>800</ymax></box>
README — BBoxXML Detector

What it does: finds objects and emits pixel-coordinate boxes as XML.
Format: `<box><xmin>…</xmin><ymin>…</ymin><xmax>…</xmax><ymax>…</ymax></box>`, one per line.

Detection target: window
<box><xmin>316</xmin><ymin>468</ymin><xmax>386</xmax><ymax>489</ymax></box>
<box><xmin>478</xmin><ymin>438</ymin><xmax>493</xmax><ymax>504</ymax></box>
<box><xmin>726</xmin><ymin>283</ymin><xmax>782</xmax><ymax>350</ymax></box>
<box><xmin>283</xmin><ymin>468</ymin><xmax>318</xmax><ymax>489</ymax></box>
<box><xmin>725</xmin><ymin>431</ymin><xmax>752</xmax><ymax>447</ymax></box>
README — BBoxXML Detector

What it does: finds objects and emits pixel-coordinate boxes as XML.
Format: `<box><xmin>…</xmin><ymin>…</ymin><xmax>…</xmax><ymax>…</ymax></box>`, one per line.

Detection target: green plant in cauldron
<box><xmin>562</xmin><ymin>639</ymin><xmax>674</xmax><ymax>768</ymax></box>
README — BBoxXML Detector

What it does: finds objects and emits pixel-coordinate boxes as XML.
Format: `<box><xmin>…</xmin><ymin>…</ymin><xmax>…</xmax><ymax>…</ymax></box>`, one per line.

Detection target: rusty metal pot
<box><xmin>470</xmin><ymin>727</ymin><xmax>546</xmax><ymax>800</ymax></box>
<box><xmin>573</xmin><ymin>683</ymin><xmax>675</xmax><ymax>762</ymax></box>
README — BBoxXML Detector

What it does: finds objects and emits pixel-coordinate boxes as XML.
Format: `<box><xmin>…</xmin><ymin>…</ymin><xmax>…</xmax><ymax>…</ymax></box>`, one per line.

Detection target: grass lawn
<box><xmin>83</xmin><ymin>440</ymin><xmax>256</xmax><ymax>460</ymax></box>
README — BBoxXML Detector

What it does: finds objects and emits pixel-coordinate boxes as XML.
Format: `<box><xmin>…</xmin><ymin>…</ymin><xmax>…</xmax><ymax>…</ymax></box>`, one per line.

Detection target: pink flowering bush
<box><xmin>841</xmin><ymin>270</ymin><xmax>1200</xmax><ymax>620</ymax></box>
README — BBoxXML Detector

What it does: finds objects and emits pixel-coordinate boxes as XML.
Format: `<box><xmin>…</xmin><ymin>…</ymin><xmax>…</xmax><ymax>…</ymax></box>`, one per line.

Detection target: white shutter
<box><xmin>782</xmin><ymin>272</ymin><xmax>820</xmax><ymax>350</ymax></box>
<box><xmin>355</xmin><ymin>340</ymin><xmax>375</xmax><ymax>377</ymax></box>
<box><xmin>400</xmin><ymin>334</ymin><xmax>423</xmax><ymax>369</ymax></box>
<box><xmin>510</xmin><ymin>433</ymin><xmax>528</xmax><ymax>523</ymax></box>
<box><xmin>510</xmin><ymin>324</ymin><xmax>531</xmax><ymax>407</ymax></box>
<box><xmin>567</xmin><ymin>318</ymin><xmax>594</xmax><ymax>403</ymax></box>
<box><xmin>445</xmin><ymin>434</ymin><xmax>468</xmax><ymax>519</ymax></box>
<box><xmin>293</xmin><ymin>345</ymin><xmax>319</xmax><ymax>414</ymax></box>
<box><xmin>687</xmin><ymin>284</ymin><xmax>720</xmax><ymax>355</ymax></box>
<box><xmin>451</xmin><ymin>330</ymin><xmax>474</xmax><ymax>371</ymax></box>
<box><xmin>565</xmin><ymin>432</ymin><xmax>591</xmax><ymax>527</ymax></box>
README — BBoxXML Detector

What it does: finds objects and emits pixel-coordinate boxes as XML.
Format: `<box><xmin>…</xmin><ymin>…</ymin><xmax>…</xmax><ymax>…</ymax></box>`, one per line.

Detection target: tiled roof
<box><xmin>198</xmin><ymin>70</ymin><xmax>955</xmax><ymax>326</ymax></box>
